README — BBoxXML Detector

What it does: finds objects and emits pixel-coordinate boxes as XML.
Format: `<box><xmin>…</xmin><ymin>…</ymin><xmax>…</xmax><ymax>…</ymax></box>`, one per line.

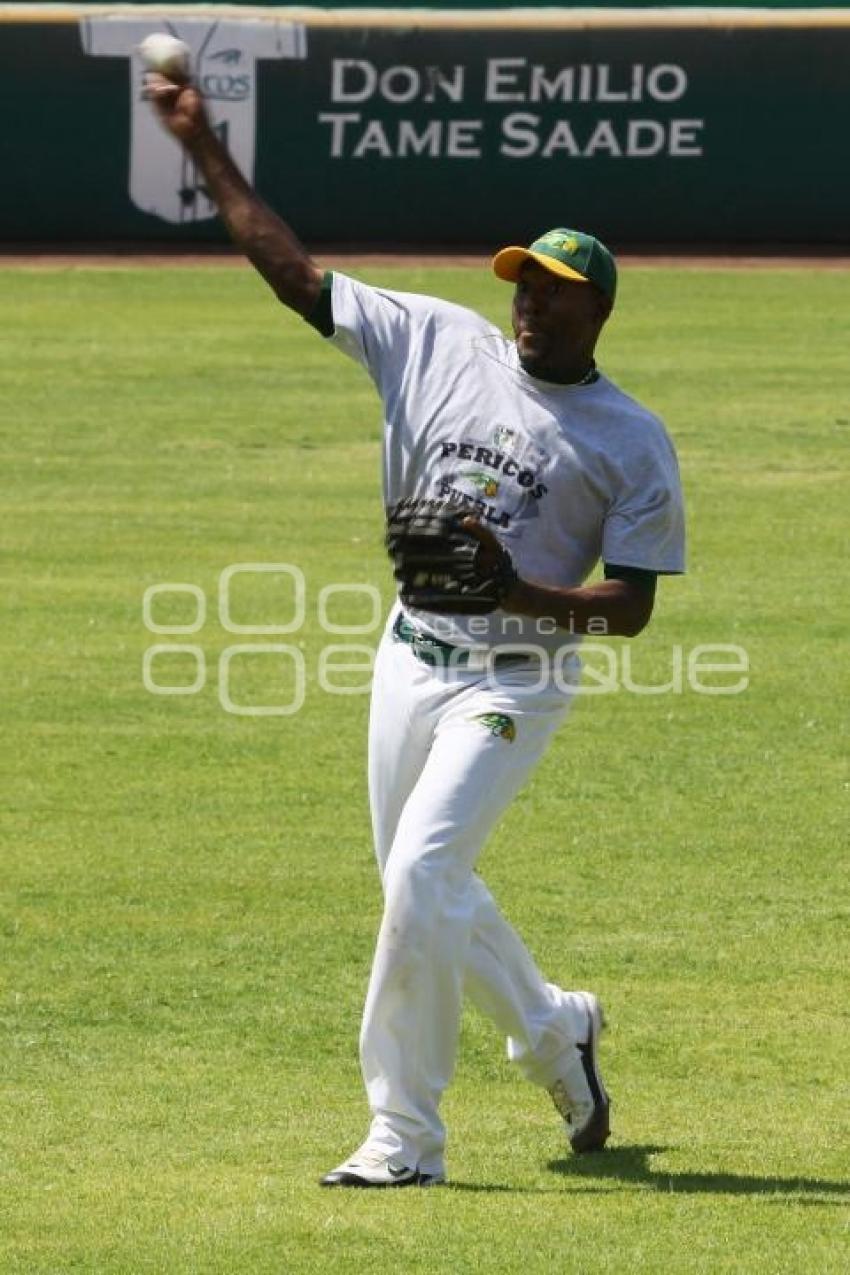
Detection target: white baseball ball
<box><xmin>138</xmin><ymin>33</ymin><xmax>191</xmax><ymax>81</ymax></box>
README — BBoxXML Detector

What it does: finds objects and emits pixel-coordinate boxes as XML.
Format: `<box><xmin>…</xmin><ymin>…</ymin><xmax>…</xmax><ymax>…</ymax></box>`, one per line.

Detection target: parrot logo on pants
<box><xmin>471</xmin><ymin>713</ymin><xmax>516</xmax><ymax>742</ymax></box>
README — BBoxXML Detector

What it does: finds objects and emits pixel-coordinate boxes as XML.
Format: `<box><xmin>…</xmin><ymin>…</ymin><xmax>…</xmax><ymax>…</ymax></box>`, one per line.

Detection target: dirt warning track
<box><xmin>2</xmin><ymin>244</ymin><xmax>849</xmax><ymax>270</ymax></box>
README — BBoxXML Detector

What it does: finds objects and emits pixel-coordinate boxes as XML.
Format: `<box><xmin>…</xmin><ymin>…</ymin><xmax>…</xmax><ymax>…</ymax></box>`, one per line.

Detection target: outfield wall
<box><xmin>1</xmin><ymin>6</ymin><xmax>848</xmax><ymax>245</ymax></box>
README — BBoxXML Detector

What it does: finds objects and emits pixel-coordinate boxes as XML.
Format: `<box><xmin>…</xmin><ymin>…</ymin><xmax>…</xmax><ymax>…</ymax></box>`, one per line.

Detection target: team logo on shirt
<box><xmin>471</xmin><ymin>713</ymin><xmax>516</xmax><ymax>743</ymax></box>
<box><xmin>466</xmin><ymin>471</ymin><xmax>500</xmax><ymax>498</ymax></box>
<box><xmin>435</xmin><ymin>432</ymin><xmax>549</xmax><ymax>530</ymax></box>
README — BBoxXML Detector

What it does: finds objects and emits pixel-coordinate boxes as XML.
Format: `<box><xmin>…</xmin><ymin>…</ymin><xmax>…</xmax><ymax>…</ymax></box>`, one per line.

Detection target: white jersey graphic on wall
<box><xmin>79</xmin><ymin>18</ymin><xmax>307</xmax><ymax>224</ymax></box>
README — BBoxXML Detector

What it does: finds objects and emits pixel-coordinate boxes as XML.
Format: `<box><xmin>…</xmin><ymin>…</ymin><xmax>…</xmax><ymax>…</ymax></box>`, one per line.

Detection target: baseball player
<box><xmin>146</xmin><ymin>72</ymin><xmax>685</xmax><ymax>1189</ymax></box>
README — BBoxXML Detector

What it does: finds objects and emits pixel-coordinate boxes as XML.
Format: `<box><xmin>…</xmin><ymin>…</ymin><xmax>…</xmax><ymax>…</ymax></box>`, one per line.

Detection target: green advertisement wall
<box><xmin>1</xmin><ymin>7</ymin><xmax>847</xmax><ymax>245</ymax></box>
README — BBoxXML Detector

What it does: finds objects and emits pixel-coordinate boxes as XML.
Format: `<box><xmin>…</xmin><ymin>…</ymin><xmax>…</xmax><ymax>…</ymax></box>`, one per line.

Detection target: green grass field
<box><xmin>1</xmin><ymin>261</ymin><xmax>848</xmax><ymax>1273</ymax></box>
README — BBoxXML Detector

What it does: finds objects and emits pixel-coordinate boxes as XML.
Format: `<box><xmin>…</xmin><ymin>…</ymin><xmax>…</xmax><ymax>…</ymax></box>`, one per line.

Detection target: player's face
<box><xmin>512</xmin><ymin>261</ymin><xmax>611</xmax><ymax>381</ymax></box>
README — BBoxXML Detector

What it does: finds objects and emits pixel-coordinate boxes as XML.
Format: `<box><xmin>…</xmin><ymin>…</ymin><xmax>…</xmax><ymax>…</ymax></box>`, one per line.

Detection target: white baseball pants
<box><xmin>360</xmin><ymin>611</ymin><xmax>590</xmax><ymax>1175</ymax></box>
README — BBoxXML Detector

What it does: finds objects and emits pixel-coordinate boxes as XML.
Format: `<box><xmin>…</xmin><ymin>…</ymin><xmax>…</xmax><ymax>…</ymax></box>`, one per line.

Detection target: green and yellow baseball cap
<box><xmin>493</xmin><ymin>228</ymin><xmax>617</xmax><ymax>303</ymax></box>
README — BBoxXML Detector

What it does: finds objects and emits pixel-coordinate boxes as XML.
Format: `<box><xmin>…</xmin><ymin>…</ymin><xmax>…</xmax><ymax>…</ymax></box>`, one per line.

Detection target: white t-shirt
<box><xmin>328</xmin><ymin>272</ymin><xmax>685</xmax><ymax>652</ymax></box>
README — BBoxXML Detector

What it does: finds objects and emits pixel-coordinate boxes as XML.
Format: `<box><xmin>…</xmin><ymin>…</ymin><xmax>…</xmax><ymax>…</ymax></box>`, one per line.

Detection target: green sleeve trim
<box><xmin>604</xmin><ymin>563</ymin><xmax>658</xmax><ymax>589</ymax></box>
<box><xmin>303</xmin><ymin>270</ymin><xmax>335</xmax><ymax>338</ymax></box>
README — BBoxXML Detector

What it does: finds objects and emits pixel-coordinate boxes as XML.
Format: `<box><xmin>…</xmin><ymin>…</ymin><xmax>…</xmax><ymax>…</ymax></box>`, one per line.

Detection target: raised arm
<box><xmin>144</xmin><ymin>75</ymin><xmax>323</xmax><ymax>317</ymax></box>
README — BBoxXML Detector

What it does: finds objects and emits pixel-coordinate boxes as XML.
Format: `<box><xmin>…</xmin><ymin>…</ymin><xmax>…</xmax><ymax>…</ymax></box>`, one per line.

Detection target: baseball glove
<box><xmin>385</xmin><ymin>501</ymin><xmax>518</xmax><ymax>614</ymax></box>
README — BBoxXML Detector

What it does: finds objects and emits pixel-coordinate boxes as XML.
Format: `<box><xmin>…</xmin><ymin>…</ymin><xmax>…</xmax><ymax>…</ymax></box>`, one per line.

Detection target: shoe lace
<box><xmin>351</xmin><ymin>1149</ymin><xmax>389</xmax><ymax>1168</ymax></box>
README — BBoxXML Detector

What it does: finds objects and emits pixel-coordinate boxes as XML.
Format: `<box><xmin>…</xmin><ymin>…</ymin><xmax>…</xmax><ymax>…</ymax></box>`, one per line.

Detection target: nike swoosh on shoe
<box><xmin>320</xmin><ymin>1155</ymin><xmax>421</xmax><ymax>1188</ymax></box>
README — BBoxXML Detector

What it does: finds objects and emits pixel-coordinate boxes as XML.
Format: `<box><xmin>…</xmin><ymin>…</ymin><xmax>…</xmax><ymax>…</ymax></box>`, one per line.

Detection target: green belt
<box><xmin>392</xmin><ymin>613</ymin><xmax>529</xmax><ymax>670</ymax></box>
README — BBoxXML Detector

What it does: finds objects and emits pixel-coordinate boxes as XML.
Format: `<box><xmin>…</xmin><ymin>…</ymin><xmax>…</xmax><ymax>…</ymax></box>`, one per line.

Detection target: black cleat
<box><xmin>548</xmin><ymin>991</ymin><xmax>611</xmax><ymax>1153</ymax></box>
